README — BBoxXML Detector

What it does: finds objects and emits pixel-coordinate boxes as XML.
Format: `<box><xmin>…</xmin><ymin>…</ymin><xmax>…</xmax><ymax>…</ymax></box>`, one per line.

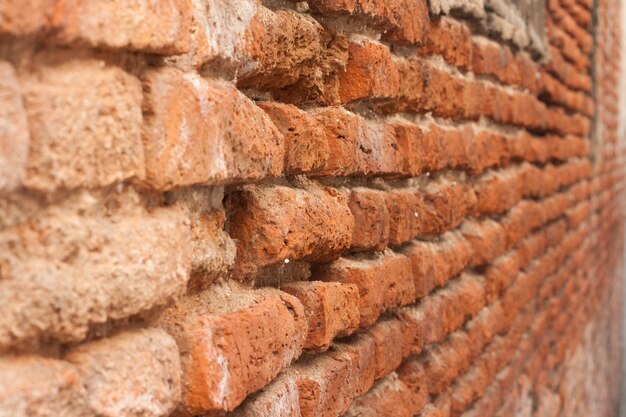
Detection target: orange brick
<box><xmin>142</xmin><ymin>67</ymin><xmax>284</xmax><ymax>189</ymax></box>
<box><xmin>257</xmin><ymin>102</ymin><xmax>329</xmax><ymax>174</ymax></box>
<box><xmin>348</xmin><ymin>188</ymin><xmax>391</xmax><ymax>251</ymax></box>
<box><xmin>420</xmin><ymin>18</ymin><xmax>472</xmax><ymax>70</ymax></box>
<box><xmin>313</xmin><ymin>252</ymin><xmax>415</xmax><ymax>327</ymax></box>
<box><xmin>339</xmin><ymin>40</ymin><xmax>399</xmax><ymax>103</ymax></box>
<box><xmin>161</xmin><ymin>290</ymin><xmax>307</xmax><ymax>415</ymax></box>
<box><xmin>282</xmin><ymin>281</ymin><xmax>360</xmax><ymax>351</ymax></box>
<box><xmin>226</xmin><ymin>181</ymin><xmax>353</xmax><ymax>279</ymax></box>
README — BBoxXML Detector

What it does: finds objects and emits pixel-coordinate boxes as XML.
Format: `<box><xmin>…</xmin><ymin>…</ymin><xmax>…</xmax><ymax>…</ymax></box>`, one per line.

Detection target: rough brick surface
<box><xmin>0</xmin><ymin>0</ymin><xmax>623</xmax><ymax>416</ymax></box>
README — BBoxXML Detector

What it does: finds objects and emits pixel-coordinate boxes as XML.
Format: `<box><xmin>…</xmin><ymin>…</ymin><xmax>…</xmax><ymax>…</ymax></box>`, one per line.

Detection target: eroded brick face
<box><xmin>0</xmin><ymin>0</ymin><xmax>623</xmax><ymax>416</ymax></box>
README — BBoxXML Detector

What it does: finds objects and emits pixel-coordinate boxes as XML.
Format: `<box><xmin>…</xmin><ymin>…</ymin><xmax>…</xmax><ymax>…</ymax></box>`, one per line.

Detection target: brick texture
<box><xmin>0</xmin><ymin>0</ymin><xmax>624</xmax><ymax>416</ymax></box>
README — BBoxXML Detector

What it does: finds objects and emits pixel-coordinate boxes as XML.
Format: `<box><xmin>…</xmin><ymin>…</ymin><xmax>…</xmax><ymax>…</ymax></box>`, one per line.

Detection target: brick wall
<box><xmin>0</xmin><ymin>0</ymin><xmax>624</xmax><ymax>416</ymax></box>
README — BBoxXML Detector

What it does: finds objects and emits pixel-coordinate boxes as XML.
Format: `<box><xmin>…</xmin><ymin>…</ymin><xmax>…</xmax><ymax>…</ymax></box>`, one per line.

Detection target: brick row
<box><xmin>390</xmin><ymin>58</ymin><xmax>590</xmax><ymax>135</ymax></box>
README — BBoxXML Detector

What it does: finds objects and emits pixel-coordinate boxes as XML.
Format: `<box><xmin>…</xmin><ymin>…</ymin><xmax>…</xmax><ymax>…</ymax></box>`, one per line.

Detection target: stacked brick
<box><xmin>0</xmin><ymin>0</ymin><xmax>624</xmax><ymax>416</ymax></box>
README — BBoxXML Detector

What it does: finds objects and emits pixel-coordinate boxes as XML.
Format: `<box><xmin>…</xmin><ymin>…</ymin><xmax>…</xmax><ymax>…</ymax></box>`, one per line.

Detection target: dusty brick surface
<box><xmin>0</xmin><ymin>0</ymin><xmax>623</xmax><ymax>416</ymax></box>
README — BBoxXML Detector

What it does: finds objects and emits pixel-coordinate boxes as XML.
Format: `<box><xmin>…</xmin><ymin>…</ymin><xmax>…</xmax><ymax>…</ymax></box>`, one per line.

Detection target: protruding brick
<box><xmin>344</xmin><ymin>373</ymin><xmax>424</xmax><ymax>417</ymax></box>
<box><xmin>65</xmin><ymin>329</ymin><xmax>181</xmax><ymax>417</ymax></box>
<box><xmin>282</xmin><ymin>281</ymin><xmax>360</xmax><ymax>351</ymax></box>
<box><xmin>0</xmin><ymin>356</ymin><xmax>88</xmax><ymax>417</ymax></box>
<box><xmin>348</xmin><ymin>188</ymin><xmax>390</xmax><ymax>251</ymax></box>
<box><xmin>313</xmin><ymin>251</ymin><xmax>415</xmax><ymax>327</ymax></box>
<box><xmin>52</xmin><ymin>0</ymin><xmax>192</xmax><ymax>54</ymax></box>
<box><xmin>18</xmin><ymin>52</ymin><xmax>144</xmax><ymax>192</ymax></box>
<box><xmin>226</xmin><ymin>181</ymin><xmax>353</xmax><ymax>279</ymax></box>
<box><xmin>0</xmin><ymin>61</ymin><xmax>29</xmax><ymax>193</ymax></box>
<box><xmin>143</xmin><ymin>68</ymin><xmax>284</xmax><ymax>189</ymax></box>
<box><xmin>258</xmin><ymin>102</ymin><xmax>329</xmax><ymax>174</ymax></box>
<box><xmin>162</xmin><ymin>289</ymin><xmax>307</xmax><ymax>415</ymax></box>
<box><xmin>339</xmin><ymin>40</ymin><xmax>399</xmax><ymax>103</ymax></box>
<box><xmin>0</xmin><ymin>194</ymin><xmax>191</xmax><ymax>351</ymax></box>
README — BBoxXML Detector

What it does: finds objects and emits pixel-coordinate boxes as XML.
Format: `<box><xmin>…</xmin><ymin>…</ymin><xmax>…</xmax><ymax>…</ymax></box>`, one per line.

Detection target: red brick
<box><xmin>0</xmin><ymin>61</ymin><xmax>28</xmax><ymax>193</ymax></box>
<box><xmin>161</xmin><ymin>290</ymin><xmax>307</xmax><ymax>415</ymax></box>
<box><xmin>420</xmin><ymin>18</ymin><xmax>472</xmax><ymax>69</ymax></box>
<box><xmin>370</xmin><ymin>318</ymin><xmax>414</xmax><ymax>378</ymax></box>
<box><xmin>313</xmin><ymin>252</ymin><xmax>415</xmax><ymax>327</ymax></box>
<box><xmin>282</xmin><ymin>281</ymin><xmax>360</xmax><ymax>351</ymax></box>
<box><xmin>18</xmin><ymin>51</ymin><xmax>143</xmax><ymax>192</ymax></box>
<box><xmin>385</xmin><ymin>189</ymin><xmax>423</xmax><ymax>245</ymax></box>
<box><xmin>461</xmin><ymin>219</ymin><xmax>507</xmax><ymax>266</ymax></box>
<box><xmin>421</xmin><ymin>178</ymin><xmax>476</xmax><ymax>235</ymax></box>
<box><xmin>348</xmin><ymin>188</ymin><xmax>390</xmax><ymax>251</ymax></box>
<box><xmin>142</xmin><ymin>67</ymin><xmax>284</xmax><ymax>190</ymax></box>
<box><xmin>226</xmin><ymin>181</ymin><xmax>353</xmax><ymax>279</ymax></box>
<box><xmin>257</xmin><ymin>102</ymin><xmax>329</xmax><ymax>174</ymax></box>
<box><xmin>289</xmin><ymin>353</ymin><xmax>357</xmax><ymax>417</ymax></box>
<box><xmin>65</xmin><ymin>329</ymin><xmax>181</xmax><ymax>417</ymax></box>
<box><xmin>330</xmin><ymin>333</ymin><xmax>377</xmax><ymax>396</ymax></box>
<box><xmin>339</xmin><ymin>40</ymin><xmax>399</xmax><ymax>103</ymax></box>
<box><xmin>51</xmin><ymin>0</ymin><xmax>191</xmax><ymax>54</ymax></box>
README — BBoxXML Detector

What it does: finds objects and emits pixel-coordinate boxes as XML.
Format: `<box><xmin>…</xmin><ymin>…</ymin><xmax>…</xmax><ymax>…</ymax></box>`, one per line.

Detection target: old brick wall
<box><xmin>0</xmin><ymin>0</ymin><xmax>624</xmax><ymax>416</ymax></box>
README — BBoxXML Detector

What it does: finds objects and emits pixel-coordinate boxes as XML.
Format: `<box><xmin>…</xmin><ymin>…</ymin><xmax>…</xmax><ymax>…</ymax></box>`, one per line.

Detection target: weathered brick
<box><xmin>0</xmin><ymin>61</ymin><xmax>29</xmax><ymax>193</ymax></box>
<box><xmin>348</xmin><ymin>188</ymin><xmax>390</xmax><ymax>251</ymax></box>
<box><xmin>65</xmin><ymin>329</ymin><xmax>181</xmax><ymax>417</ymax></box>
<box><xmin>0</xmin><ymin>193</ymin><xmax>191</xmax><ymax>351</ymax></box>
<box><xmin>344</xmin><ymin>373</ymin><xmax>423</xmax><ymax>417</ymax></box>
<box><xmin>338</xmin><ymin>40</ymin><xmax>399</xmax><ymax>103</ymax></box>
<box><xmin>228</xmin><ymin>374</ymin><xmax>301</xmax><ymax>417</ymax></box>
<box><xmin>161</xmin><ymin>288</ymin><xmax>307</xmax><ymax>415</ymax></box>
<box><xmin>313</xmin><ymin>252</ymin><xmax>415</xmax><ymax>327</ymax></box>
<box><xmin>142</xmin><ymin>67</ymin><xmax>283</xmax><ymax>189</ymax></box>
<box><xmin>420</xmin><ymin>18</ymin><xmax>472</xmax><ymax>70</ymax></box>
<box><xmin>52</xmin><ymin>0</ymin><xmax>192</xmax><ymax>54</ymax></box>
<box><xmin>0</xmin><ymin>0</ymin><xmax>55</xmax><ymax>35</ymax></box>
<box><xmin>258</xmin><ymin>102</ymin><xmax>329</xmax><ymax>174</ymax></box>
<box><xmin>226</xmin><ymin>181</ymin><xmax>353</xmax><ymax>279</ymax></box>
<box><xmin>282</xmin><ymin>281</ymin><xmax>360</xmax><ymax>351</ymax></box>
<box><xmin>18</xmin><ymin>52</ymin><xmax>144</xmax><ymax>192</ymax></box>
<box><xmin>0</xmin><ymin>356</ymin><xmax>88</xmax><ymax>416</ymax></box>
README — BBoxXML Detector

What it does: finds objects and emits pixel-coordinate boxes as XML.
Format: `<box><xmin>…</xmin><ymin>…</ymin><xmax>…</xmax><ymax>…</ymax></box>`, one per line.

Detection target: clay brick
<box><xmin>142</xmin><ymin>67</ymin><xmax>283</xmax><ymax>190</ymax></box>
<box><xmin>228</xmin><ymin>374</ymin><xmax>301</xmax><ymax>417</ymax></box>
<box><xmin>0</xmin><ymin>197</ymin><xmax>191</xmax><ymax>351</ymax></box>
<box><xmin>385</xmin><ymin>189</ymin><xmax>423</xmax><ymax>245</ymax></box>
<box><xmin>162</xmin><ymin>290</ymin><xmax>307</xmax><ymax>415</ymax></box>
<box><xmin>257</xmin><ymin>102</ymin><xmax>329</xmax><ymax>174</ymax></box>
<box><xmin>0</xmin><ymin>61</ymin><xmax>29</xmax><ymax>193</ymax></box>
<box><xmin>312</xmin><ymin>107</ymin><xmax>400</xmax><ymax>176</ymax></box>
<box><xmin>461</xmin><ymin>219</ymin><xmax>507</xmax><ymax>266</ymax></box>
<box><xmin>282</xmin><ymin>281</ymin><xmax>360</xmax><ymax>351</ymax></box>
<box><xmin>0</xmin><ymin>0</ymin><xmax>55</xmax><ymax>35</ymax></box>
<box><xmin>0</xmin><ymin>356</ymin><xmax>88</xmax><ymax>417</ymax></box>
<box><xmin>65</xmin><ymin>329</ymin><xmax>181</xmax><ymax>417</ymax></box>
<box><xmin>51</xmin><ymin>0</ymin><xmax>192</xmax><ymax>54</ymax></box>
<box><xmin>18</xmin><ymin>52</ymin><xmax>144</xmax><ymax>192</ymax></box>
<box><xmin>313</xmin><ymin>252</ymin><xmax>415</xmax><ymax>327</ymax></box>
<box><xmin>226</xmin><ymin>181</ymin><xmax>353</xmax><ymax>279</ymax></box>
<box><xmin>421</xmin><ymin>178</ymin><xmax>476</xmax><ymax>235</ymax></box>
<box><xmin>344</xmin><ymin>373</ymin><xmax>424</xmax><ymax>417</ymax></box>
<box><xmin>370</xmin><ymin>318</ymin><xmax>414</xmax><ymax>378</ymax></box>
<box><xmin>362</xmin><ymin>0</ymin><xmax>430</xmax><ymax>44</ymax></box>
<box><xmin>289</xmin><ymin>353</ymin><xmax>358</xmax><ymax>417</ymax></box>
<box><xmin>420</xmin><ymin>18</ymin><xmax>472</xmax><ymax>70</ymax></box>
<box><xmin>348</xmin><ymin>188</ymin><xmax>390</xmax><ymax>251</ymax></box>
<box><xmin>330</xmin><ymin>333</ymin><xmax>377</xmax><ymax>396</ymax></box>
<box><xmin>339</xmin><ymin>40</ymin><xmax>399</xmax><ymax>103</ymax></box>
